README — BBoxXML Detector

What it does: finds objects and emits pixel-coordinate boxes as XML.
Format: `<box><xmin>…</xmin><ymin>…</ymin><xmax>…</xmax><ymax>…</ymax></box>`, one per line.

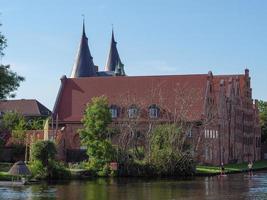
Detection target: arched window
<box><xmin>128</xmin><ymin>105</ymin><xmax>138</xmax><ymax>118</ymax></box>
<box><xmin>148</xmin><ymin>104</ymin><xmax>159</xmax><ymax>118</ymax></box>
<box><xmin>109</xmin><ymin>105</ymin><xmax>118</xmax><ymax>118</ymax></box>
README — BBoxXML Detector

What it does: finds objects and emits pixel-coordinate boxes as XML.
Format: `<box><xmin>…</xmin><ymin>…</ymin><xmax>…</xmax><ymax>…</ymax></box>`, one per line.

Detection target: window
<box><xmin>128</xmin><ymin>105</ymin><xmax>138</xmax><ymax>118</ymax></box>
<box><xmin>204</xmin><ymin>129</ymin><xmax>218</xmax><ymax>139</ymax></box>
<box><xmin>148</xmin><ymin>105</ymin><xmax>159</xmax><ymax>119</ymax></box>
<box><xmin>187</xmin><ymin>128</ymin><xmax>192</xmax><ymax>138</ymax></box>
<box><xmin>110</xmin><ymin>105</ymin><xmax>118</xmax><ymax>118</ymax></box>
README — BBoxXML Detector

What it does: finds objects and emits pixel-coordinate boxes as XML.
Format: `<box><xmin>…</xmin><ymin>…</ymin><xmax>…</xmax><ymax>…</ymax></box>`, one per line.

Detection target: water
<box><xmin>1</xmin><ymin>171</ymin><xmax>267</xmax><ymax>200</ymax></box>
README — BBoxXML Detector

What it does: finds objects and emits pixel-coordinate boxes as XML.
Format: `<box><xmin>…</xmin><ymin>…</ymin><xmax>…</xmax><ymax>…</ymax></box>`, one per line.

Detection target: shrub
<box><xmin>149</xmin><ymin>124</ymin><xmax>196</xmax><ymax>176</ymax></box>
<box><xmin>31</xmin><ymin>140</ymin><xmax>57</xmax><ymax>167</ymax></box>
<box><xmin>49</xmin><ymin>161</ymin><xmax>71</xmax><ymax>179</ymax></box>
<box><xmin>30</xmin><ymin>140</ymin><xmax>70</xmax><ymax>180</ymax></box>
<box><xmin>30</xmin><ymin>160</ymin><xmax>70</xmax><ymax>180</ymax></box>
<box><xmin>30</xmin><ymin>160</ymin><xmax>47</xmax><ymax>179</ymax></box>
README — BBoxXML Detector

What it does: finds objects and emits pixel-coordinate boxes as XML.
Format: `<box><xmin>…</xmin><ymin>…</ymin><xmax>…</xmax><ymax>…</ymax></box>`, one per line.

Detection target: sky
<box><xmin>1</xmin><ymin>0</ymin><xmax>267</xmax><ymax>110</ymax></box>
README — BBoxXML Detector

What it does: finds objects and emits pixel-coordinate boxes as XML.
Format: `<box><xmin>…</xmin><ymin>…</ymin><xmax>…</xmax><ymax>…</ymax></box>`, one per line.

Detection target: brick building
<box><xmin>52</xmin><ymin>23</ymin><xmax>261</xmax><ymax>165</ymax></box>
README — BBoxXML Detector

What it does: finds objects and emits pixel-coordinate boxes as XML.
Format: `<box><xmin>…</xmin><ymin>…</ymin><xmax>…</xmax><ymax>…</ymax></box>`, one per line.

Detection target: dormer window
<box><xmin>149</xmin><ymin>104</ymin><xmax>159</xmax><ymax>118</ymax></box>
<box><xmin>110</xmin><ymin>105</ymin><xmax>118</xmax><ymax>118</ymax></box>
<box><xmin>128</xmin><ymin>105</ymin><xmax>138</xmax><ymax>118</ymax></box>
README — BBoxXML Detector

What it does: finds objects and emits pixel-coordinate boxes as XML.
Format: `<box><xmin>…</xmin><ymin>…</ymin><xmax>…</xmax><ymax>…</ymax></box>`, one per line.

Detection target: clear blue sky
<box><xmin>1</xmin><ymin>0</ymin><xmax>267</xmax><ymax>110</ymax></box>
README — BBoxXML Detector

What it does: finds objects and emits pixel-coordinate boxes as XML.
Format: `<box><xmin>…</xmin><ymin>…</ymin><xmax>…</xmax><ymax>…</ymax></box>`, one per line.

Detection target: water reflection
<box><xmin>1</xmin><ymin>171</ymin><xmax>267</xmax><ymax>200</ymax></box>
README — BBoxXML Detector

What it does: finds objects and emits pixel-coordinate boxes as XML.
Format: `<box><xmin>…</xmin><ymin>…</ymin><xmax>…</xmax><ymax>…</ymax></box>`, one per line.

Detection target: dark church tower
<box><xmin>105</xmin><ymin>29</ymin><xmax>125</xmax><ymax>76</ymax></box>
<box><xmin>70</xmin><ymin>21</ymin><xmax>97</xmax><ymax>78</ymax></box>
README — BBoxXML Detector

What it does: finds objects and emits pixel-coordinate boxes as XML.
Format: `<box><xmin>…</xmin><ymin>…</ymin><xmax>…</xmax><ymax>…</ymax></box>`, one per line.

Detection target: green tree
<box><xmin>0</xmin><ymin>21</ymin><xmax>24</xmax><ymax>99</ymax></box>
<box><xmin>1</xmin><ymin>111</ymin><xmax>24</xmax><ymax>131</ymax></box>
<box><xmin>259</xmin><ymin>100</ymin><xmax>267</xmax><ymax>143</ymax></box>
<box><xmin>1</xmin><ymin>111</ymin><xmax>46</xmax><ymax>131</ymax></box>
<box><xmin>79</xmin><ymin>96</ymin><xmax>115</xmax><ymax>175</ymax></box>
<box><xmin>1</xmin><ymin>111</ymin><xmax>26</xmax><ymax>143</ymax></box>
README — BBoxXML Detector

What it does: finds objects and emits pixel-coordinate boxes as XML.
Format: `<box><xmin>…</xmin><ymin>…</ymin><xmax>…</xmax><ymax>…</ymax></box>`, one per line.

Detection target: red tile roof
<box><xmin>54</xmin><ymin>74</ymin><xmax>210</xmax><ymax>122</ymax></box>
<box><xmin>0</xmin><ymin>99</ymin><xmax>51</xmax><ymax>117</ymax></box>
<box><xmin>54</xmin><ymin>73</ymin><xmax>248</xmax><ymax>123</ymax></box>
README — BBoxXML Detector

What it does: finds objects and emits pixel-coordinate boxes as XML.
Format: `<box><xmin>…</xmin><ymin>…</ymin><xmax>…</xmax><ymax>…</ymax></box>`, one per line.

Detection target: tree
<box><xmin>1</xmin><ymin>111</ymin><xmax>24</xmax><ymax>131</ymax></box>
<box><xmin>0</xmin><ymin>21</ymin><xmax>24</xmax><ymax>99</ymax></box>
<box><xmin>79</xmin><ymin>96</ymin><xmax>115</xmax><ymax>174</ymax></box>
<box><xmin>0</xmin><ymin>21</ymin><xmax>7</xmax><ymax>57</ymax></box>
<box><xmin>259</xmin><ymin>100</ymin><xmax>267</xmax><ymax>143</ymax></box>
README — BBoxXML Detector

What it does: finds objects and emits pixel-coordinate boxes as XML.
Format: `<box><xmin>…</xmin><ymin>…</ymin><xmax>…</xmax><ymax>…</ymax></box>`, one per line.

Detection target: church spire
<box><xmin>105</xmin><ymin>28</ymin><xmax>124</xmax><ymax>73</ymax></box>
<box><xmin>70</xmin><ymin>20</ymin><xmax>96</xmax><ymax>78</ymax></box>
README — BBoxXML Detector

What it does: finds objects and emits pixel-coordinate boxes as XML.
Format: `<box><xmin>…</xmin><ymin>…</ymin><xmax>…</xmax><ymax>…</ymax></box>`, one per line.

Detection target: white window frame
<box><xmin>110</xmin><ymin>107</ymin><xmax>118</xmax><ymax>118</ymax></box>
<box><xmin>149</xmin><ymin>105</ymin><xmax>159</xmax><ymax>119</ymax></box>
<box><xmin>128</xmin><ymin>106</ymin><xmax>138</xmax><ymax>118</ymax></box>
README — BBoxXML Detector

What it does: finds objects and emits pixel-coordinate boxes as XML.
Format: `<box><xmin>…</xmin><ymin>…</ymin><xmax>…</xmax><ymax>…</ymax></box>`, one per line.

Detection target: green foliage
<box><xmin>2</xmin><ymin>111</ymin><xmax>25</xmax><ymax>131</ymax></box>
<box><xmin>0</xmin><ymin>22</ymin><xmax>7</xmax><ymax>57</ymax></box>
<box><xmin>26</xmin><ymin>118</ymin><xmax>46</xmax><ymax>130</ymax></box>
<box><xmin>1</xmin><ymin>112</ymin><xmax>47</xmax><ymax>144</ymax></box>
<box><xmin>2</xmin><ymin>111</ymin><xmax>46</xmax><ymax>131</ymax></box>
<box><xmin>117</xmin><ymin>159</ymin><xmax>155</xmax><ymax>177</ymax></box>
<box><xmin>149</xmin><ymin>124</ymin><xmax>195</xmax><ymax>176</ymax></box>
<box><xmin>49</xmin><ymin>160</ymin><xmax>71</xmax><ymax>179</ymax></box>
<box><xmin>30</xmin><ymin>160</ymin><xmax>70</xmax><ymax>180</ymax></box>
<box><xmin>29</xmin><ymin>160</ymin><xmax>47</xmax><ymax>179</ymax></box>
<box><xmin>80</xmin><ymin>96</ymin><xmax>112</xmax><ymax>139</ymax></box>
<box><xmin>1</xmin><ymin>112</ymin><xmax>26</xmax><ymax>143</ymax></box>
<box><xmin>0</xmin><ymin>65</ymin><xmax>25</xmax><ymax>99</ymax></box>
<box><xmin>79</xmin><ymin>96</ymin><xmax>116</xmax><ymax>176</ymax></box>
<box><xmin>259</xmin><ymin>100</ymin><xmax>267</xmax><ymax>143</ymax></box>
<box><xmin>150</xmin><ymin>124</ymin><xmax>182</xmax><ymax>156</ymax></box>
<box><xmin>30</xmin><ymin>141</ymin><xmax>70</xmax><ymax>179</ymax></box>
<box><xmin>0</xmin><ymin>22</ymin><xmax>24</xmax><ymax>99</ymax></box>
<box><xmin>31</xmin><ymin>140</ymin><xmax>57</xmax><ymax>167</ymax></box>
<box><xmin>115</xmin><ymin>124</ymin><xmax>195</xmax><ymax>177</ymax></box>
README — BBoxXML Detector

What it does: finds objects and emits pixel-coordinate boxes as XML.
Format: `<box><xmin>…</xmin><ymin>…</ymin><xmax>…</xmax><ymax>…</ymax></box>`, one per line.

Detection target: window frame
<box><xmin>148</xmin><ymin>104</ymin><xmax>160</xmax><ymax>119</ymax></box>
<box><xmin>110</xmin><ymin>105</ymin><xmax>118</xmax><ymax>119</ymax></box>
<box><xmin>128</xmin><ymin>105</ymin><xmax>139</xmax><ymax>118</ymax></box>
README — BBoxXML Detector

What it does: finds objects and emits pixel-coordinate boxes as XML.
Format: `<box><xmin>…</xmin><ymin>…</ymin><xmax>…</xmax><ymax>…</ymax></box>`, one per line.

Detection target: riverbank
<box><xmin>1</xmin><ymin>160</ymin><xmax>267</xmax><ymax>180</ymax></box>
<box><xmin>196</xmin><ymin>160</ymin><xmax>267</xmax><ymax>176</ymax></box>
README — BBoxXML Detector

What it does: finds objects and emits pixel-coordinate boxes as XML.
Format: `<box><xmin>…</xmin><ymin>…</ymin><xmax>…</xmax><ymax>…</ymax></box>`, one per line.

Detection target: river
<box><xmin>1</xmin><ymin>171</ymin><xmax>267</xmax><ymax>200</ymax></box>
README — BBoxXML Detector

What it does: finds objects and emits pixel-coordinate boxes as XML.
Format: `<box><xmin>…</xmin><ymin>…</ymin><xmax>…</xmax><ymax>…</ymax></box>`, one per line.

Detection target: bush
<box><xmin>150</xmin><ymin>152</ymin><xmax>195</xmax><ymax>176</ymax></box>
<box><xmin>49</xmin><ymin>161</ymin><xmax>71</xmax><ymax>179</ymax></box>
<box><xmin>30</xmin><ymin>140</ymin><xmax>70</xmax><ymax>180</ymax></box>
<box><xmin>118</xmin><ymin>160</ymin><xmax>155</xmax><ymax>177</ymax></box>
<box><xmin>30</xmin><ymin>160</ymin><xmax>47</xmax><ymax>179</ymax></box>
<box><xmin>30</xmin><ymin>160</ymin><xmax>70</xmax><ymax>180</ymax></box>
<box><xmin>31</xmin><ymin>141</ymin><xmax>57</xmax><ymax>167</ymax></box>
<box><xmin>148</xmin><ymin>124</ymin><xmax>196</xmax><ymax>177</ymax></box>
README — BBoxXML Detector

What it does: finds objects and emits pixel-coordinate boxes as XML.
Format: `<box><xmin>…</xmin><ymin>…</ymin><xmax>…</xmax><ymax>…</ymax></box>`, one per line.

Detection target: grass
<box><xmin>196</xmin><ymin>160</ymin><xmax>267</xmax><ymax>175</ymax></box>
<box><xmin>0</xmin><ymin>162</ymin><xmax>15</xmax><ymax>181</ymax></box>
<box><xmin>0</xmin><ymin>171</ymin><xmax>13</xmax><ymax>181</ymax></box>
